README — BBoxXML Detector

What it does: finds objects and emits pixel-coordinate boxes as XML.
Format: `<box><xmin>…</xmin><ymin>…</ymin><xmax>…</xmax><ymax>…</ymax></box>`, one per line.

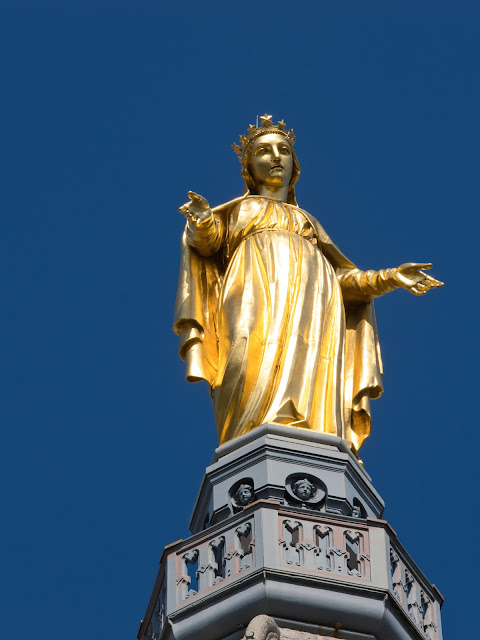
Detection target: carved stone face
<box><xmin>236</xmin><ymin>486</ymin><xmax>254</xmax><ymax>506</ymax></box>
<box><xmin>250</xmin><ymin>133</ymin><xmax>293</xmax><ymax>191</ymax></box>
<box><xmin>294</xmin><ymin>481</ymin><xmax>313</xmax><ymax>501</ymax></box>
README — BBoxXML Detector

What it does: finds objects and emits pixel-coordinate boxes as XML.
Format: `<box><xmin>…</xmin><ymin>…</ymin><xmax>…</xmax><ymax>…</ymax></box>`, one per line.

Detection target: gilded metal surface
<box><xmin>174</xmin><ymin>118</ymin><xmax>442</xmax><ymax>452</ymax></box>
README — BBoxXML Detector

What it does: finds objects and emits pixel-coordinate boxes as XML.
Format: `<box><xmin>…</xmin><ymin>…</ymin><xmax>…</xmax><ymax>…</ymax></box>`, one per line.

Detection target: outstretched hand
<box><xmin>394</xmin><ymin>263</ymin><xmax>444</xmax><ymax>296</ymax></box>
<box><xmin>178</xmin><ymin>191</ymin><xmax>211</xmax><ymax>223</ymax></box>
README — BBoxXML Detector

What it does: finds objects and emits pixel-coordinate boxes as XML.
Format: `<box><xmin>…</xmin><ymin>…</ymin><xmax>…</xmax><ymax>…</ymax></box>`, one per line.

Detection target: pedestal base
<box><xmin>190</xmin><ymin>424</ymin><xmax>385</xmax><ymax>534</ymax></box>
<box><xmin>138</xmin><ymin>427</ymin><xmax>443</xmax><ymax>640</ymax></box>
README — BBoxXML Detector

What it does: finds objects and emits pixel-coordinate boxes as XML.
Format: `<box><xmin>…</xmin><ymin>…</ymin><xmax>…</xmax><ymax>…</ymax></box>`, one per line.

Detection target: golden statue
<box><xmin>174</xmin><ymin>115</ymin><xmax>442</xmax><ymax>454</ymax></box>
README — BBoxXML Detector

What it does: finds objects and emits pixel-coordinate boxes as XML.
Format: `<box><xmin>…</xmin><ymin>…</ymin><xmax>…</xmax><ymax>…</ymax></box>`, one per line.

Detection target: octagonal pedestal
<box><xmin>138</xmin><ymin>427</ymin><xmax>443</xmax><ymax>640</ymax></box>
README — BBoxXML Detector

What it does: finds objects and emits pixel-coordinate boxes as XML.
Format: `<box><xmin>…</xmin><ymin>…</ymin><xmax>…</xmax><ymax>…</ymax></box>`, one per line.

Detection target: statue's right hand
<box><xmin>178</xmin><ymin>191</ymin><xmax>211</xmax><ymax>223</ymax></box>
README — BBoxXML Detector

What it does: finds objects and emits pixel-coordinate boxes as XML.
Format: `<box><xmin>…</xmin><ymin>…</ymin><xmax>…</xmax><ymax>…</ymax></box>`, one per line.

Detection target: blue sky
<box><xmin>1</xmin><ymin>2</ymin><xmax>478</xmax><ymax>638</ymax></box>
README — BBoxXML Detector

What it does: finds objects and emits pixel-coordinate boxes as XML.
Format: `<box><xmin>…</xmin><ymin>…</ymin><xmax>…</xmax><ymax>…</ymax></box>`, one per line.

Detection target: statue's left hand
<box><xmin>394</xmin><ymin>263</ymin><xmax>444</xmax><ymax>296</ymax></box>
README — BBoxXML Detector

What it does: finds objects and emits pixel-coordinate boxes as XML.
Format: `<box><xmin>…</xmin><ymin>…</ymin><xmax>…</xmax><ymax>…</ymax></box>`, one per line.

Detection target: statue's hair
<box><xmin>293</xmin><ymin>478</ymin><xmax>314</xmax><ymax>492</ymax></box>
<box><xmin>241</xmin><ymin>134</ymin><xmax>300</xmax><ymax>205</ymax></box>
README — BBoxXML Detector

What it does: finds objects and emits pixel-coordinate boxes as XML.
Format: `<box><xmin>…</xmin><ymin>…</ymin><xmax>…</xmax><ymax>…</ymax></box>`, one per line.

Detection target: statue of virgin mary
<box><xmin>174</xmin><ymin>115</ymin><xmax>442</xmax><ymax>453</ymax></box>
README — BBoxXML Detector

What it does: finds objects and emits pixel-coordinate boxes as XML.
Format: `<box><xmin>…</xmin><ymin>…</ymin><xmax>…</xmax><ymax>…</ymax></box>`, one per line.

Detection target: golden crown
<box><xmin>232</xmin><ymin>114</ymin><xmax>295</xmax><ymax>161</ymax></box>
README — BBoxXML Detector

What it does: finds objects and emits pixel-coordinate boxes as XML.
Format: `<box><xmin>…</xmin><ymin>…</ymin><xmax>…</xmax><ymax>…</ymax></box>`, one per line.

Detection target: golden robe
<box><xmin>174</xmin><ymin>196</ymin><xmax>383</xmax><ymax>452</ymax></box>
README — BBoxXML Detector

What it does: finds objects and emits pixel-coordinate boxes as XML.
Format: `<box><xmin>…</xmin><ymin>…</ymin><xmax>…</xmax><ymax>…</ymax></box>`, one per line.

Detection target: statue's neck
<box><xmin>256</xmin><ymin>184</ymin><xmax>289</xmax><ymax>202</ymax></box>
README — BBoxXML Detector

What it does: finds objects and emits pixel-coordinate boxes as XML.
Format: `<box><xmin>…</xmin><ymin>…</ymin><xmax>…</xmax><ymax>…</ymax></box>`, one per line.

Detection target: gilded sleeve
<box><xmin>185</xmin><ymin>213</ymin><xmax>225</xmax><ymax>257</ymax></box>
<box><xmin>338</xmin><ymin>268</ymin><xmax>399</xmax><ymax>303</ymax></box>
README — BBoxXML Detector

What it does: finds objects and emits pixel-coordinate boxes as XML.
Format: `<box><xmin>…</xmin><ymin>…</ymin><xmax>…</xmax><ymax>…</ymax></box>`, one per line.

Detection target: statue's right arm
<box><xmin>178</xmin><ymin>191</ymin><xmax>225</xmax><ymax>256</ymax></box>
<box><xmin>185</xmin><ymin>213</ymin><xmax>225</xmax><ymax>256</ymax></box>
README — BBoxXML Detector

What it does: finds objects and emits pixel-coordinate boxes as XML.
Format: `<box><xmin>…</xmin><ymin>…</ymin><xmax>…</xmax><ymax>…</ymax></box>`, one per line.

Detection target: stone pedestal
<box><xmin>138</xmin><ymin>426</ymin><xmax>443</xmax><ymax>640</ymax></box>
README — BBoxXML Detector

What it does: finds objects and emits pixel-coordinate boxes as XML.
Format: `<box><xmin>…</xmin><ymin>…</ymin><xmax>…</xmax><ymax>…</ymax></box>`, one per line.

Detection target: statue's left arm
<box><xmin>339</xmin><ymin>262</ymin><xmax>444</xmax><ymax>303</ymax></box>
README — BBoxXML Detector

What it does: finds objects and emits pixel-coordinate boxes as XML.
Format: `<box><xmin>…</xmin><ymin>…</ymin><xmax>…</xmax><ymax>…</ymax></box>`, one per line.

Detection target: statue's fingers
<box><xmin>420</xmin><ymin>274</ymin><xmax>444</xmax><ymax>287</ymax></box>
<box><xmin>398</xmin><ymin>262</ymin><xmax>417</xmax><ymax>271</ymax></box>
<box><xmin>187</xmin><ymin>191</ymin><xmax>205</xmax><ymax>205</ymax></box>
<box><xmin>187</xmin><ymin>191</ymin><xmax>209</xmax><ymax>209</ymax></box>
<box><xmin>415</xmin><ymin>262</ymin><xmax>432</xmax><ymax>270</ymax></box>
<box><xmin>410</xmin><ymin>286</ymin><xmax>427</xmax><ymax>296</ymax></box>
<box><xmin>395</xmin><ymin>273</ymin><xmax>414</xmax><ymax>288</ymax></box>
<box><xmin>399</xmin><ymin>262</ymin><xmax>432</xmax><ymax>274</ymax></box>
<box><xmin>178</xmin><ymin>202</ymin><xmax>195</xmax><ymax>216</ymax></box>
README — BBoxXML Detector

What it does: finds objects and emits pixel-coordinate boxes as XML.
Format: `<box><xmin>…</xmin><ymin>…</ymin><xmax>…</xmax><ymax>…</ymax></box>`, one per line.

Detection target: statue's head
<box><xmin>293</xmin><ymin>478</ymin><xmax>314</xmax><ymax>501</ymax></box>
<box><xmin>235</xmin><ymin>483</ymin><xmax>254</xmax><ymax>506</ymax></box>
<box><xmin>232</xmin><ymin>115</ymin><xmax>300</xmax><ymax>205</ymax></box>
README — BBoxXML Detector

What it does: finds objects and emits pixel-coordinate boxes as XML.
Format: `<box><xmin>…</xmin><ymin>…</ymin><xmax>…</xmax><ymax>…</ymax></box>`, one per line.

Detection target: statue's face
<box><xmin>250</xmin><ymin>133</ymin><xmax>293</xmax><ymax>191</ymax></box>
<box><xmin>295</xmin><ymin>481</ymin><xmax>313</xmax><ymax>500</ymax></box>
<box><xmin>237</xmin><ymin>487</ymin><xmax>253</xmax><ymax>505</ymax></box>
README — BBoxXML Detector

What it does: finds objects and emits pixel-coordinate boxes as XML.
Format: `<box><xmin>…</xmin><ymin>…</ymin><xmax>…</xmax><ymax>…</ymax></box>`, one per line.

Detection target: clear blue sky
<box><xmin>1</xmin><ymin>2</ymin><xmax>478</xmax><ymax>638</ymax></box>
